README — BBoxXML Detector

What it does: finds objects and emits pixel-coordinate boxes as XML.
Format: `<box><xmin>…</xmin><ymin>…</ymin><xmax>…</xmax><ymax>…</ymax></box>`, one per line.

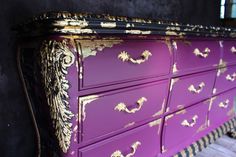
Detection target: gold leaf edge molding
<box><xmin>40</xmin><ymin>40</ymin><xmax>75</xmax><ymax>153</ymax></box>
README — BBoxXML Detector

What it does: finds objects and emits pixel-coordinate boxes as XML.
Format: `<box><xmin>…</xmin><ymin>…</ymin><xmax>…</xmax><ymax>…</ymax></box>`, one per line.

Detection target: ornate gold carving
<box><xmin>181</xmin><ymin>115</ymin><xmax>198</xmax><ymax>127</ymax></box>
<box><xmin>111</xmin><ymin>141</ymin><xmax>141</xmax><ymax>157</ymax></box>
<box><xmin>40</xmin><ymin>40</ymin><xmax>75</xmax><ymax>153</ymax></box>
<box><xmin>118</xmin><ymin>50</ymin><xmax>152</xmax><ymax>64</ymax></box>
<box><xmin>193</xmin><ymin>48</ymin><xmax>210</xmax><ymax>58</ymax></box>
<box><xmin>188</xmin><ymin>82</ymin><xmax>205</xmax><ymax>94</ymax></box>
<box><xmin>77</xmin><ymin>40</ymin><xmax>123</xmax><ymax>60</ymax></box>
<box><xmin>115</xmin><ymin>97</ymin><xmax>147</xmax><ymax>114</ymax></box>
<box><xmin>100</xmin><ymin>22</ymin><xmax>117</xmax><ymax>28</ymax></box>
<box><xmin>79</xmin><ymin>95</ymin><xmax>99</xmax><ymax>122</ymax></box>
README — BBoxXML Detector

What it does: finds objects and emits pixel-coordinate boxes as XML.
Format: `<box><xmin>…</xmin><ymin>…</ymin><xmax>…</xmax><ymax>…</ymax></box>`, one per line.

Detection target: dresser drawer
<box><xmin>174</xmin><ymin>40</ymin><xmax>220</xmax><ymax>73</ymax></box>
<box><xmin>79</xmin><ymin>81</ymin><xmax>168</xmax><ymax>143</ymax></box>
<box><xmin>168</xmin><ymin>71</ymin><xmax>215</xmax><ymax>112</ymax></box>
<box><xmin>215</xmin><ymin>65</ymin><xmax>236</xmax><ymax>94</ymax></box>
<box><xmin>78</xmin><ymin>119</ymin><xmax>162</xmax><ymax>157</ymax></box>
<box><xmin>222</xmin><ymin>40</ymin><xmax>236</xmax><ymax>65</ymax></box>
<box><xmin>77</xmin><ymin>39</ymin><xmax>171</xmax><ymax>89</ymax></box>
<box><xmin>163</xmin><ymin>102</ymin><xmax>209</xmax><ymax>152</ymax></box>
<box><xmin>209</xmin><ymin>89</ymin><xmax>236</xmax><ymax>127</ymax></box>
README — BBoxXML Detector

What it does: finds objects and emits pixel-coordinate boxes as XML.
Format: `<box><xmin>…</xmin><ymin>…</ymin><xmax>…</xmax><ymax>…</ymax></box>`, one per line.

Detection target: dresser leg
<box><xmin>228</xmin><ymin>129</ymin><xmax>236</xmax><ymax>139</ymax></box>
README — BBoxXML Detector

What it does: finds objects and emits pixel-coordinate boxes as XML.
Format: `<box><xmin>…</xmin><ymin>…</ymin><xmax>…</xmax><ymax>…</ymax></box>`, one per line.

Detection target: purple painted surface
<box><xmin>168</xmin><ymin>71</ymin><xmax>215</xmax><ymax>112</ymax></box>
<box><xmin>80</xmin><ymin>81</ymin><xmax>168</xmax><ymax>144</ymax></box>
<box><xmin>215</xmin><ymin>65</ymin><xmax>236</xmax><ymax>94</ymax></box>
<box><xmin>222</xmin><ymin>40</ymin><xmax>236</xmax><ymax>65</ymax></box>
<box><xmin>78</xmin><ymin>119</ymin><xmax>161</xmax><ymax>157</ymax></box>
<box><xmin>163</xmin><ymin>101</ymin><xmax>209</xmax><ymax>153</ymax></box>
<box><xmin>174</xmin><ymin>40</ymin><xmax>220</xmax><ymax>73</ymax></box>
<box><xmin>209</xmin><ymin>88</ymin><xmax>236</xmax><ymax>127</ymax></box>
<box><xmin>79</xmin><ymin>40</ymin><xmax>172</xmax><ymax>89</ymax></box>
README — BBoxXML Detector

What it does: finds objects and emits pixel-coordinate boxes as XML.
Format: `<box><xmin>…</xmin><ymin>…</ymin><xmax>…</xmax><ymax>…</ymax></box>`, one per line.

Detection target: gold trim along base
<box><xmin>174</xmin><ymin>117</ymin><xmax>236</xmax><ymax>157</ymax></box>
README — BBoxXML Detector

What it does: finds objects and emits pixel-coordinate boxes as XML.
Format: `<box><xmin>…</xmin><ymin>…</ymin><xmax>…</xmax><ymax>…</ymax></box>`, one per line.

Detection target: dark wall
<box><xmin>0</xmin><ymin>1</ymin><xmax>220</xmax><ymax>157</ymax></box>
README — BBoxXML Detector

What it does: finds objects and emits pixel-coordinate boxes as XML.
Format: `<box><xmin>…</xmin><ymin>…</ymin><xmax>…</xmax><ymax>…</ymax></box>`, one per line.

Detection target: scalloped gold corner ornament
<box><xmin>40</xmin><ymin>40</ymin><xmax>75</xmax><ymax>153</ymax></box>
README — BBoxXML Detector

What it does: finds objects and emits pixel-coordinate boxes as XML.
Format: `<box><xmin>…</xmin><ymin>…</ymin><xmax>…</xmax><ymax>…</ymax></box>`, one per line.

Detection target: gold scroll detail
<box><xmin>118</xmin><ymin>50</ymin><xmax>152</xmax><ymax>64</ymax></box>
<box><xmin>111</xmin><ymin>141</ymin><xmax>141</xmax><ymax>157</ymax></box>
<box><xmin>40</xmin><ymin>40</ymin><xmax>75</xmax><ymax>153</ymax></box>
<box><xmin>77</xmin><ymin>39</ymin><xmax>123</xmax><ymax>60</ymax></box>
<box><xmin>188</xmin><ymin>82</ymin><xmax>205</xmax><ymax>94</ymax></box>
<box><xmin>193</xmin><ymin>48</ymin><xmax>210</xmax><ymax>58</ymax></box>
<box><xmin>181</xmin><ymin>115</ymin><xmax>198</xmax><ymax>127</ymax></box>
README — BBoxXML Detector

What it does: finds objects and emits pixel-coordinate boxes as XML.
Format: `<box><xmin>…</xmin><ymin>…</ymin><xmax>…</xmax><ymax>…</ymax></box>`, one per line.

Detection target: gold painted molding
<box><xmin>40</xmin><ymin>40</ymin><xmax>75</xmax><ymax>153</ymax></box>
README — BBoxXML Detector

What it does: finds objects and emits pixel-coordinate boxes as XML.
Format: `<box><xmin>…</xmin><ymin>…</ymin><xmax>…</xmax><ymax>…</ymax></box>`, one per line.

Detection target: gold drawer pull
<box><xmin>193</xmin><ymin>48</ymin><xmax>210</xmax><ymax>58</ymax></box>
<box><xmin>219</xmin><ymin>99</ymin><xmax>230</xmax><ymax>108</ymax></box>
<box><xmin>188</xmin><ymin>82</ymin><xmax>205</xmax><ymax>94</ymax></box>
<box><xmin>181</xmin><ymin>115</ymin><xmax>198</xmax><ymax>127</ymax></box>
<box><xmin>118</xmin><ymin>50</ymin><xmax>152</xmax><ymax>64</ymax></box>
<box><xmin>111</xmin><ymin>141</ymin><xmax>141</xmax><ymax>157</ymax></box>
<box><xmin>115</xmin><ymin>97</ymin><xmax>147</xmax><ymax>114</ymax></box>
<box><xmin>226</xmin><ymin>73</ymin><xmax>236</xmax><ymax>82</ymax></box>
<box><xmin>231</xmin><ymin>46</ymin><xmax>236</xmax><ymax>54</ymax></box>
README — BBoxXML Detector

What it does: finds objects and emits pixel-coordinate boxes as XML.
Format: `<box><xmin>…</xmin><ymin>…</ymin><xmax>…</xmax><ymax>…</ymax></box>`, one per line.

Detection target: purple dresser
<box><xmin>16</xmin><ymin>12</ymin><xmax>236</xmax><ymax>157</ymax></box>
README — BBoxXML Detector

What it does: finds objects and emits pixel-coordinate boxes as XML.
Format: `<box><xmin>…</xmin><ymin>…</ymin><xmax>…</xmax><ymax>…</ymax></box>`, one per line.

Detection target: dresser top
<box><xmin>17</xmin><ymin>11</ymin><xmax>236</xmax><ymax>38</ymax></box>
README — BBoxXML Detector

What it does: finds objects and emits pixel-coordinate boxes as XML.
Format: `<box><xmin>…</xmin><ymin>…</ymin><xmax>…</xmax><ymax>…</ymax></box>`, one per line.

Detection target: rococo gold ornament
<box><xmin>40</xmin><ymin>40</ymin><xmax>75</xmax><ymax>153</ymax></box>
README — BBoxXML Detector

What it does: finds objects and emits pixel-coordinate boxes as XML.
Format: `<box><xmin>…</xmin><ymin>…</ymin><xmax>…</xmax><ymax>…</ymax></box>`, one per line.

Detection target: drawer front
<box><xmin>78</xmin><ymin>119</ymin><xmax>162</xmax><ymax>157</ymax></box>
<box><xmin>215</xmin><ymin>65</ymin><xmax>236</xmax><ymax>94</ymax></box>
<box><xmin>79</xmin><ymin>81</ymin><xmax>168</xmax><ymax>143</ymax></box>
<box><xmin>163</xmin><ymin>102</ymin><xmax>209</xmax><ymax>152</ymax></box>
<box><xmin>77</xmin><ymin>39</ymin><xmax>171</xmax><ymax>89</ymax></box>
<box><xmin>209</xmin><ymin>89</ymin><xmax>236</xmax><ymax>127</ymax></box>
<box><xmin>174</xmin><ymin>40</ymin><xmax>220</xmax><ymax>73</ymax></box>
<box><xmin>222</xmin><ymin>40</ymin><xmax>236</xmax><ymax>64</ymax></box>
<box><xmin>168</xmin><ymin>71</ymin><xmax>215</xmax><ymax>112</ymax></box>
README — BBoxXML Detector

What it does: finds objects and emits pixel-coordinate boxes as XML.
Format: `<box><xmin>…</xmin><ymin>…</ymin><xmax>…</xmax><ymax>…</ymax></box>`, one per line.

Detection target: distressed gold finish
<box><xmin>188</xmin><ymin>82</ymin><xmax>205</xmax><ymax>94</ymax></box>
<box><xmin>193</xmin><ymin>48</ymin><xmax>210</xmax><ymax>58</ymax></box>
<box><xmin>149</xmin><ymin>119</ymin><xmax>161</xmax><ymax>127</ymax></box>
<box><xmin>100</xmin><ymin>22</ymin><xmax>117</xmax><ymax>28</ymax></box>
<box><xmin>111</xmin><ymin>141</ymin><xmax>141</xmax><ymax>157</ymax></box>
<box><xmin>219</xmin><ymin>99</ymin><xmax>230</xmax><ymax>109</ymax></box>
<box><xmin>170</xmin><ymin>78</ymin><xmax>179</xmax><ymax>91</ymax></box>
<box><xmin>213</xmin><ymin>88</ymin><xmax>217</xmax><ymax>94</ymax></box>
<box><xmin>165</xmin><ymin>114</ymin><xmax>174</xmax><ymax>123</ymax></box>
<box><xmin>40</xmin><ymin>40</ymin><xmax>75</xmax><ymax>153</ymax></box>
<box><xmin>197</xmin><ymin>116</ymin><xmax>208</xmax><ymax>133</ymax></box>
<box><xmin>118</xmin><ymin>50</ymin><xmax>152</xmax><ymax>64</ymax></box>
<box><xmin>114</xmin><ymin>97</ymin><xmax>147</xmax><ymax>114</ymax></box>
<box><xmin>162</xmin><ymin>145</ymin><xmax>167</xmax><ymax>153</ymax></box>
<box><xmin>79</xmin><ymin>95</ymin><xmax>99</xmax><ymax>122</ymax></box>
<box><xmin>217</xmin><ymin>59</ymin><xmax>228</xmax><ymax>76</ymax></box>
<box><xmin>53</xmin><ymin>19</ymin><xmax>89</xmax><ymax>28</ymax></box>
<box><xmin>231</xmin><ymin>46</ymin><xmax>236</xmax><ymax>54</ymax></box>
<box><xmin>176</xmin><ymin>109</ymin><xmax>187</xmax><ymax>115</ymax></box>
<box><xmin>226</xmin><ymin>73</ymin><xmax>236</xmax><ymax>82</ymax></box>
<box><xmin>152</xmin><ymin>99</ymin><xmax>166</xmax><ymax>117</ymax></box>
<box><xmin>172</xmin><ymin>63</ymin><xmax>178</xmax><ymax>73</ymax></box>
<box><xmin>208</xmin><ymin>97</ymin><xmax>217</xmax><ymax>111</ymax></box>
<box><xmin>181</xmin><ymin>115</ymin><xmax>198</xmax><ymax>127</ymax></box>
<box><xmin>77</xmin><ymin>39</ymin><xmax>123</xmax><ymax>60</ymax></box>
<box><xmin>125</xmin><ymin>30</ymin><xmax>151</xmax><ymax>34</ymax></box>
<box><xmin>124</xmin><ymin>122</ymin><xmax>135</xmax><ymax>128</ymax></box>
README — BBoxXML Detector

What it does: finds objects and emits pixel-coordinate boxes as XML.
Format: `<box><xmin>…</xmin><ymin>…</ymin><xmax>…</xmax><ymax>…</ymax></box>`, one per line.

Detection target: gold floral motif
<box><xmin>77</xmin><ymin>39</ymin><xmax>123</xmax><ymax>60</ymax></box>
<box><xmin>40</xmin><ymin>40</ymin><xmax>75</xmax><ymax>153</ymax></box>
<box><xmin>118</xmin><ymin>50</ymin><xmax>152</xmax><ymax>64</ymax></box>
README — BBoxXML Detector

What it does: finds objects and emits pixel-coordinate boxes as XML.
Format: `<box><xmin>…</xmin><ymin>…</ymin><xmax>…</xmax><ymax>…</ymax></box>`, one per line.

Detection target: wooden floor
<box><xmin>195</xmin><ymin>135</ymin><xmax>236</xmax><ymax>157</ymax></box>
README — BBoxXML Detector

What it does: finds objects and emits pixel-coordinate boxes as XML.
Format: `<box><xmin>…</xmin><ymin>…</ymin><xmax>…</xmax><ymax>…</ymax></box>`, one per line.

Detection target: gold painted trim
<box><xmin>172</xmin><ymin>63</ymin><xmax>178</xmax><ymax>73</ymax></box>
<box><xmin>152</xmin><ymin>99</ymin><xmax>166</xmax><ymax>117</ymax></box>
<box><xmin>170</xmin><ymin>78</ymin><xmax>179</xmax><ymax>91</ymax></box>
<box><xmin>40</xmin><ymin>40</ymin><xmax>75</xmax><ymax>153</ymax></box>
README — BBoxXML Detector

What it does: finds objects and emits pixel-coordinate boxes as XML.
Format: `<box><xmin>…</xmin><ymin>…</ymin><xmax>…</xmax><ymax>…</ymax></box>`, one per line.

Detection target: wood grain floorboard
<box><xmin>195</xmin><ymin>135</ymin><xmax>236</xmax><ymax>157</ymax></box>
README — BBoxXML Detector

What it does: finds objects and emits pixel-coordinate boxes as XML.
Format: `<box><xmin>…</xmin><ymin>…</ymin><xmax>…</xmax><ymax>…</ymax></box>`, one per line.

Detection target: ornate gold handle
<box><xmin>181</xmin><ymin>115</ymin><xmax>198</xmax><ymax>127</ymax></box>
<box><xmin>118</xmin><ymin>50</ymin><xmax>152</xmax><ymax>64</ymax></box>
<box><xmin>111</xmin><ymin>141</ymin><xmax>141</xmax><ymax>157</ymax></box>
<box><xmin>114</xmin><ymin>97</ymin><xmax>147</xmax><ymax>114</ymax></box>
<box><xmin>219</xmin><ymin>99</ymin><xmax>230</xmax><ymax>109</ymax></box>
<box><xmin>193</xmin><ymin>48</ymin><xmax>210</xmax><ymax>58</ymax></box>
<box><xmin>231</xmin><ymin>46</ymin><xmax>236</xmax><ymax>54</ymax></box>
<box><xmin>188</xmin><ymin>82</ymin><xmax>205</xmax><ymax>94</ymax></box>
<box><xmin>226</xmin><ymin>73</ymin><xmax>236</xmax><ymax>82</ymax></box>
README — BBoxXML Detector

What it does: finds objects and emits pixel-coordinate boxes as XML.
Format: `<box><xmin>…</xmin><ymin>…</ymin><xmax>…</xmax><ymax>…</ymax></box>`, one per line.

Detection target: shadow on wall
<box><xmin>0</xmin><ymin>0</ymin><xmax>220</xmax><ymax>157</ymax></box>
